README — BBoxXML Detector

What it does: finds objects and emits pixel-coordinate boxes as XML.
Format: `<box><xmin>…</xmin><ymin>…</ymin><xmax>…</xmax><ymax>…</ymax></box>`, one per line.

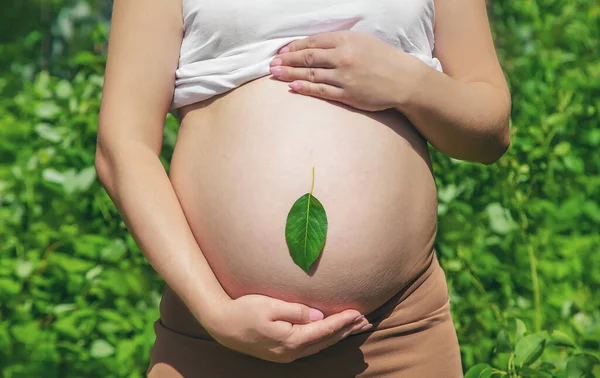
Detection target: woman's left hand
<box><xmin>269</xmin><ymin>30</ymin><xmax>425</xmax><ymax>112</ymax></box>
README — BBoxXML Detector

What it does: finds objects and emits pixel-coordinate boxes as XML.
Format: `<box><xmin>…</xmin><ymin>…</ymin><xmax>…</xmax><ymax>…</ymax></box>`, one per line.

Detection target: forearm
<box><xmin>95</xmin><ymin>141</ymin><xmax>229</xmax><ymax>322</ymax></box>
<box><xmin>395</xmin><ymin>62</ymin><xmax>511</xmax><ymax>164</ymax></box>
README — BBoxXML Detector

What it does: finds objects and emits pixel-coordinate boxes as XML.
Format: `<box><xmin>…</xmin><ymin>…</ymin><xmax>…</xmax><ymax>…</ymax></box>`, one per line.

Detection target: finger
<box><xmin>271</xmin><ymin>49</ymin><xmax>336</xmax><ymax>68</ymax></box>
<box><xmin>270</xmin><ymin>66</ymin><xmax>341</xmax><ymax>86</ymax></box>
<box><xmin>269</xmin><ymin>300</ymin><xmax>324</xmax><ymax>324</ymax></box>
<box><xmin>278</xmin><ymin>33</ymin><xmax>341</xmax><ymax>54</ymax></box>
<box><xmin>292</xmin><ymin>318</ymin><xmax>369</xmax><ymax>359</ymax></box>
<box><xmin>287</xmin><ymin>310</ymin><xmax>362</xmax><ymax>347</ymax></box>
<box><xmin>288</xmin><ymin>81</ymin><xmax>345</xmax><ymax>102</ymax></box>
<box><xmin>349</xmin><ymin>322</ymin><xmax>373</xmax><ymax>335</ymax></box>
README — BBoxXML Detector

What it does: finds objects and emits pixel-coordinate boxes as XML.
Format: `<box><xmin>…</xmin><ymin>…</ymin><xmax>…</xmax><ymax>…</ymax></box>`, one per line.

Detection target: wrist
<box><xmin>199</xmin><ymin>295</ymin><xmax>233</xmax><ymax>336</ymax></box>
<box><xmin>188</xmin><ymin>287</ymin><xmax>231</xmax><ymax>324</ymax></box>
<box><xmin>170</xmin><ymin>269</ymin><xmax>232</xmax><ymax>328</ymax></box>
<box><xmin>393</xmin><ymin>54</ymin><xmax>430</xmax><ymax>113</ymax></box>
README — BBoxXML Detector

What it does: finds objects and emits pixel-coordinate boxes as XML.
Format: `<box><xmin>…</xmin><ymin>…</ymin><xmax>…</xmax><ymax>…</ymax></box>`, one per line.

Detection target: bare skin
<box><xmin>95</xmin><ymin>0</ymin><xmax>371</xmax><ymax>364</ymax></box>
<box><xmin>95</xmin><ymin>0</ymin><xmax>510</xmax><ymax>366</ymax></box>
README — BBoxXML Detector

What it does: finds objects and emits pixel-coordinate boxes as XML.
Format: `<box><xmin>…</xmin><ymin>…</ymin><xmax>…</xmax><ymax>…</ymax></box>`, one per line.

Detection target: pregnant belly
<box><xmin>170</xmin><ymin>75</ymin><xmax>438</xmax><ymax>317</ymax></box>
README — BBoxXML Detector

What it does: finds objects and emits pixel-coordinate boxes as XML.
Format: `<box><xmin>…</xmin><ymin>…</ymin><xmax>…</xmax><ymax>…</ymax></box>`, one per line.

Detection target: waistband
<box><xmin>362</xmin><ymin>250</ymin><xmax>448</xmax><ymax>329</ymax></box>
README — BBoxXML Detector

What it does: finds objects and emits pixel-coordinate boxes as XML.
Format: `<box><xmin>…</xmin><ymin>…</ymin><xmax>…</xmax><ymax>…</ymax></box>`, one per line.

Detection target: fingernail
<box><xmin>270</xmin><ymin>66</ymin><xmax>284</xmax><ymax>76</ymax></box>
<box><xmin>270</xmin><ymin>58</ymin><xmax>282</xmax><ymax>66</ymax></box>
<box><xmin>360</xmin><ymin>323</ymin><xmax>373</xmax><ymax>331</ymax></box>
<box><xmin>289</xmin><ymin>81</ymin><xmax>301</xmax><ymax>91</ymax></box>
<box><xmin>279</xmin><ymin>46</ymin><xmax>290</xmax><ymax>54</ymax></box>
<box><xmin>309</xmin><ymin>308</ymin><xmax>324</xmax><ymax>321</ymax></box>
<box><xmin>353</xmin><ymin>315</ymin><xmax>365</xmax><ymax>323</ymax></box>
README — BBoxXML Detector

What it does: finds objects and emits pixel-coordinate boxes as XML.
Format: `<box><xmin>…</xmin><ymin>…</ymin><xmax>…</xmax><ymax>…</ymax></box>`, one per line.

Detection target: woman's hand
<box><xmin>269</xmin><ymin>30</ymin><xmax>426</xmax><ymax>112</ymax></box>
<box><xmin>203</xmin><ymin>294</ymin><xmax>372</xmax><ymax>363</ymax></box>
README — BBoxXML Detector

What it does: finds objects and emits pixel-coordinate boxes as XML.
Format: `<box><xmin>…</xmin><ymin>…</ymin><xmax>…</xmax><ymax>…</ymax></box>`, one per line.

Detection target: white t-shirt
<box><xmin>173</xmin><ymin>0</ymin><xmax>442</xmax><ymax>109</ymax></box>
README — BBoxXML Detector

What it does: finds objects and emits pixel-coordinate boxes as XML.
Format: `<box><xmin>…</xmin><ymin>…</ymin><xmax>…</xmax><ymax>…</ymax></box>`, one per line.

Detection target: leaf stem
<box><xmin>508</xmin><ymin>352</ymin><xmax>515</xmax><ymax>375</ymax></box>
<box><xmin>310</xmin><ymin>166</ymin><xmax>315</xmax><ymax>195</ymax></box>
<box><xmin>528</xmin><ymin>244</ymin><xmax>541</xmax><ymax>332</ymax></box>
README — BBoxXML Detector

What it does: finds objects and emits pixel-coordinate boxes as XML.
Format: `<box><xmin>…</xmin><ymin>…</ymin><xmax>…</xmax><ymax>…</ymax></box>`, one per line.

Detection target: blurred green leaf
<box><xmin>515</xmin><ymin>318</ymin><xmax>527</xmax><ymax>342</ymax></box>
<box><xmin>35</xmin><ymin>101</ymin><xmax>61</xmax><ymax>119</ymax></box>
<box><xmin>514</xmin><ymin>332</ymin><xmax>547</xmax><ymax>368</ymax></box>
<box><xmin>464</xmin><ymin>363</ymin><xmax>493</xmax><ymax>378</ymax></box>
<box><xmin>550</xmin><ymin>330</ymin><xmax>577</xmax><ymax>348</ymax></box>
<box><xmin>567</xmin><ymin>353</ymin><xmax>600</xmax><ymax>378</ymax></box>
<box><xmin>15</xmin><ymin>259</ymin><xmax>34</xmax><ymax>279</ymax></box>
<box><xmin>34</xmin><ymin>123</ymin><xmax>62</xmax><ymax>143</ymax></box>
<box><xmin>485</xmin><ymin>203</ymin><xmax>517</xmax><ymax>235</ymax></box>
<box><xmin>90</xmin><ymin>339</ymin><xmax>115</xmax><ymax>358</ymax></box>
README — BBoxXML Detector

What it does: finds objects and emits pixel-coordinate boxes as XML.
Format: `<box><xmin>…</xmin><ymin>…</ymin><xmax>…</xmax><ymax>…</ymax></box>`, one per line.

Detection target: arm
<box><xmin>96</xmin><ymin>0</ymin><xmax>368</xmax><ymax>363</ymax></box>
<box><xmin>393</xmin><ymin>0</ymin><xmax>511</xmax><ymax>165</ymax></box>
<box><xmin>95</xmin><ymin>0</ymin><xmax>228</xmax><ymax>324</ymax></box>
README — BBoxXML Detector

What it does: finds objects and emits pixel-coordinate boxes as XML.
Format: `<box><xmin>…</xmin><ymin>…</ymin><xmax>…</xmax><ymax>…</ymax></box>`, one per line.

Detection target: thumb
<box><xmin>271</xmin><ymin>301</ymin><xmax>324</xmax><ymax>324</ymax></box>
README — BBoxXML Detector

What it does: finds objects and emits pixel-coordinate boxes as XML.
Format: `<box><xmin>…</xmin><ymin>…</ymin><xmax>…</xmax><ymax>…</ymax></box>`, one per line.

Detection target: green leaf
<box><xmin>563</xmin><ymin>154</ymin><xmax>585</xmax><ymax>173</ymax></box>
<box><xmin>51</xmin><ymin>253</ymin><xmax>95</xmax><ymax>273</ymax></box>
<box><xmin>514</xmin><ymin>332</ymin><xmax>547</xmax><ymax>367</ymax></box>
<box><xmin>587</xmin><ymin>129</ymin><xmax>600</xmax><ymax>146</ymax></box>
<box><xmin>85</xmin><ymin>265</ymin><xmax>103</xmax><ymax>281</ymax></box>
<box><xmin>285</xmin><ymin>167</ymin><xmax>328</xmax><ymax>273</ymax></box>
<box><xmin>116</xmin><ymin>339</ymin><xmax>137</xmax><ymax>363</ymax></box>
<box><xmin>553</xmin><ymin>141</ymin><xmax>571</xmax><ymax>156</ymax></box>
<box><xmin>59</xmin><ymin>167</ymin><xmax>96</xmax><ymax>194</ymax></box>
<box><xmin>42</xmin><ymin>168</ymin><xmax>66</xmax><ymax>184</ymax></box>
<box><xmin>34</xmin><ymin>70</ymin><xmax>52</xmax><ymax>97</ymax></box>
<box><xmin>55</xmin><ymin>80</ymin><xmax>73</xmax><ymax>99</ymax></box>
<box><xmin>11</xmin><ymin>322</ymin><xmax>39</xmax><ymax>344</ymax></box>
<box><xmin>35</xmin><ymin>101</ymin><xmax>61</xmax><ymax>119</ymax></box>
<box><xmin>15</xmin><ymin>259</ymin><xmax>34</xmax><ymax>279</ymax></box>
<box><xmin>582</xmin><ymin>201</ymin><xmax>600</xmax><ymax>224</ymax></box>
<box><xmin>515</xmin><ymin>318</ymin><xmax>527</xmax><ymax>342</ymax></box>
<box><xmin>52</xmin><ymin>304</ymin><xmax>77</xmax><ymax>315</ymax></box>
<box><xmin>567</xmin><ymin>353</ymin><xmax>600</xmax><ymax>378</ymax></box>
<box><xmin>90</xmin><ymin>339</ymin><xmax>115</xmax><ymax>358</ymax></box>
<box><xmin>0</xmin><ymin>278</ymin><xmax>21</xmax><ymax>295</ymax></box>
<box><xmin>549</xmin><ymin>330</ymin><xmax>577</xmax><ymax>348</ymax></box>
<box><xmin>34</xmin><ymin>123</ymin><xmax>62</xmax><ymax>142</ymax></box>
<box><xmin>0</xmin><ymin>324</ymin><xmax>11</xmax><ymax>353</ymax></box>
<box><xmin>518</xmin><ymin>366</ymin><xmax>553</xmax><ymax>377</ymax></box>
<box><xmin>62</xmin><ymin>168</ymin><xmax>79</xmax><ymax>194</ymax></box>
<box><xmin>464</xmin><ymin>363</ymin><xmax>493</xmax><ymax>378</ymax></box>
<box><xmin>75</xmin><ymin>166</ymin><xmax>97</xmax><ymax>191</ymax></box>
<box><xmin>100</xmin><ymin>239</ymin><xmax>126</xmax><ymax>262</ymax></box>
<box><xmin>537</xmin><ymin>362</ymin><xmax>555</xmax><ymax>371</ymax></box>
<box><xmin>496</xmin><ymin>329</ymin><xmax>512</xmax><ymax>352</ymax></box>
<box><xmin>53</xmin><ymin>315</ymin><xmax>80</xmax><ymax>339</ymax></box>
<box><xmin>485</xmin><ymin>203</ymin><xmax>517</xmax><ymax>235</ymax></box>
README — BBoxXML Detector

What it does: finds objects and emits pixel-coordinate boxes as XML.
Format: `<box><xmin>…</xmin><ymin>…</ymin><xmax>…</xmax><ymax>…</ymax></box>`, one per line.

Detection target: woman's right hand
<box><xmin>202</xmin><ymin>294</ymin><xmax>372</xmax><ymax>363</ymax></box>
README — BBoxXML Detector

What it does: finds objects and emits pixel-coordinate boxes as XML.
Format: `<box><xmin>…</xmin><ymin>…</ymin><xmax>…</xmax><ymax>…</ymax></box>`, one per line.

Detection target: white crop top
<box><xmin>173</xmin><ymin>0</ymin><xmax>443</xmax><ymax>109</ymax></box>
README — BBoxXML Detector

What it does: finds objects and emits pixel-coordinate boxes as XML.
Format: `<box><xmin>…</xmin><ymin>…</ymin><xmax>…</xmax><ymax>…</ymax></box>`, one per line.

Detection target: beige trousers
<box><xmin>147</xmin><ymin>251</ymin><xmax>463</xmax><ymax>377</ymax></box>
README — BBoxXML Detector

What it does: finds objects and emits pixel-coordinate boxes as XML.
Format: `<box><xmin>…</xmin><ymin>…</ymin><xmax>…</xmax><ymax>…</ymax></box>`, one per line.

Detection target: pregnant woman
<box><xmin>95</xmin><ymin>0</ymin><xmax>510</xmax><ymax>376</ymax></box>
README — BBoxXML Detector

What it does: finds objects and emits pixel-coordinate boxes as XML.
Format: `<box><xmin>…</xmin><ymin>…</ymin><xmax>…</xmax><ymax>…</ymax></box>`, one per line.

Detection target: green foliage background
<box><xmin>0</xmin><ymin>0</ymin><xmax>598</xmax><ymax>377</ymax></box>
